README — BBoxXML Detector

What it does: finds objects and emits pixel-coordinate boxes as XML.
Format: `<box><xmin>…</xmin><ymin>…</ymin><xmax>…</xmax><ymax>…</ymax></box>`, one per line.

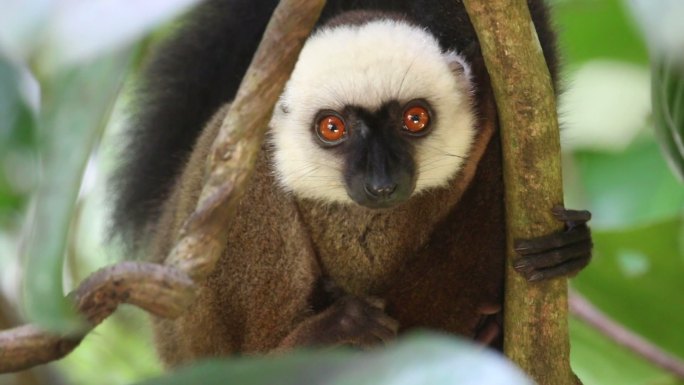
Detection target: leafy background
<box><xmin>0</xmin><ymin>0</ymin><xmax>682</xmax><ymax>384</ymax></box>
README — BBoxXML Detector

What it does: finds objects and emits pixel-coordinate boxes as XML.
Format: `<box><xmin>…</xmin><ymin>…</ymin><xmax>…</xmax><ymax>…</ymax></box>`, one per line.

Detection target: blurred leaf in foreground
<box><xmin>136</xmin><ymin>334</ymin><xmax>532</xmax><ymax>385</ymax></box>
<box><xmin>22</xmin><ymin>50</ymin><xmax>133</xmax><ymax>332</ymax></box>
<box><xmin>38</xmin><ymin>0</ymin><xmax>200</xmax><ymax>71</ymax></box>
<box><xmin>18</xmin><ymin>0</ymin><xmax>204</xmax><ymax>333</ymax></box>
<box><xmin>0</xmin><ymin>56</ymin><xmax>38</xmax><ymax>225</ymax></box>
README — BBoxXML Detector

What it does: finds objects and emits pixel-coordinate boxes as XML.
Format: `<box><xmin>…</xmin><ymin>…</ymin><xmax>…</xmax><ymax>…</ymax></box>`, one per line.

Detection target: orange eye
<box><xmin>403</xmin><ymin>106</ymin><xmax>430</xmax><ymax>133</ymax></box>
<box><xmin>317</xmin><ymin>115</ymin><xmax>346</xmax><ymax>143</ymax></box>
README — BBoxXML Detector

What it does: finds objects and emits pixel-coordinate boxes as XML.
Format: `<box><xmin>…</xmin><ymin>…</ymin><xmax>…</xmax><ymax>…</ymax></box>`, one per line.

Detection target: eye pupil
<box><xmin>317</xmin><ymin>114</ymin><xmax>346</xmax><ymax>143</ymax></box>
<box><xmin>403</xmin><ymin>106</ymin><xmax>430</xmax><ymax>133</ymax></box>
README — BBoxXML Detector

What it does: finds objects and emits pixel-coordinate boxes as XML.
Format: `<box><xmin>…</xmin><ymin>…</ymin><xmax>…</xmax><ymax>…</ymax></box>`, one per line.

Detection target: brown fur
<box><xmin>150</xmin><ymin>106</ymin><xmax>320</xmax><ymax>364</ymax></box>
<box><xmin>106</xmin><ymin>0</ymin><xmax>565</xmax><ymax>369</ymax></box>
<box><xmin>147</xmin><ymin>69</ymin><xmax>503</xmax><ymax>365</ymax></box>
<box><xmin>133</xmin><ymin>0</ymin><xmax>559</xmax><ymax>366</ymax></box>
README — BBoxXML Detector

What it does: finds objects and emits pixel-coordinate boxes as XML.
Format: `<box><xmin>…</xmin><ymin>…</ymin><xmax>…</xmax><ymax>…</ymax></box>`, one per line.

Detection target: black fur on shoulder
<box><xmin>110</xmin><ymin>0</ymin><xmax>279</xmax><ymax>246</ymax></box>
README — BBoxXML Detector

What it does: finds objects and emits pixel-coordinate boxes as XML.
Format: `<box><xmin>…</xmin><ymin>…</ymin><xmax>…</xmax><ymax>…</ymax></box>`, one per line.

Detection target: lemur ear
<box><xmin>445</xmin><ymin>52</ymin><xmax>472</xmax><ymax>81</ymax></box>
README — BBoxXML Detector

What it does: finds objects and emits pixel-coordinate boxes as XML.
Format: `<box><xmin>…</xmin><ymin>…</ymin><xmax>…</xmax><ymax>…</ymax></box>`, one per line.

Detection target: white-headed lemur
<box><xmin>110</xmin><ymin>0</ymin><xmax>592</xmax><ymax>367</ymax></box>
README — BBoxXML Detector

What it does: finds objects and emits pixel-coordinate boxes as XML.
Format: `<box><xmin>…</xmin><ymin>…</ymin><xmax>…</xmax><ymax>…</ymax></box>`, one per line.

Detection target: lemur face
<box><xmin>270</xmin><ymin>18</ymin><xmax>475</xmax><ymax>208</ymax></box>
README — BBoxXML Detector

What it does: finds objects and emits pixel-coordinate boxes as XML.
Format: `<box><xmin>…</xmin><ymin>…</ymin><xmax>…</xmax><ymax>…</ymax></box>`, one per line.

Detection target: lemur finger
<box><xmin>513</xmin><ymin>240</ymin><xmax>592</xmax><ymax>272</ymax></box>
<box><xmin>552</xmin><ymin>205</ymin><xmax>592</xmax><ymax>224</ymax></box>
<box><xmin>525</xmin><ymin>256</ymin><xmax>591</xmax><ymax>282</ymax></box>
<box><xmin>363</xmin><ymin>296</ymin><xmax>386</xmax><ymax>310</ymax></box>
<box><xmin>474</xmin><ymin>317</ymin><xmax>500</xmax><ymax>345</ymax></box>
<box><xmin>377</xmin><ymin>315</ymin><xmax>400</xmax><ymax>335</ymax></box>
<box><xmin>341</xmin><ymin>331</ymin><xmax>385</xmax><ymax>349</ymax></box>
<box><xmin>477</xmin><ymin>302</ymin><xmax>501</xmax><ymax>316</ymax></box>
<box><xmin>370</xmin><ymin>323</ymin><xmax>397</xmax><ymax>344</ymax></box>
<box><xmin>364</xmin><ymin>305</ymin><xmax>399</xmax><ymax>334</ymax></box>
<box><xmin>514</xmin><ymin>225</ymin><xmax>590</xmax><ymax>255</ymax></box>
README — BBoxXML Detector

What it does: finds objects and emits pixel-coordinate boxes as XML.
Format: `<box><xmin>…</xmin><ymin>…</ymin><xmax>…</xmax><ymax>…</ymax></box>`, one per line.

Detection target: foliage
<box><xmin>628</xmin><ymin>0</ymin><xmax>684</xmax><ymax>181</ymax></box>
<box><xmin>556</xmin><ymin>0</ymin><xmax>684</xmax><ymax>384</ymax></box>
<box><xmin>0</xmin><ymin>56</ymin><xmax>35</xmax><ymax>227</ymax></box>
<box><xmin>136</xmin><ymin>334</ymin><xmax>532</xmax><ymax>385</ymax></box>
<box><xmin>0</xmin><ymin>0</ymin><xmax>682</xmax><ymax>384</ymax></box>
<box><xmin>0</xmin><ymin>0</ymin><xmax>196</xmax><ymax>383</ymax></box>
<box><xmin>0</xmin><ymin>0</ymin><xmax>200</xmax><ymax>332</ymax></box>
<box><xmin>651</xmin><ymin>59</ymin><xmax>684</xmax><ymax>181</ymax></box>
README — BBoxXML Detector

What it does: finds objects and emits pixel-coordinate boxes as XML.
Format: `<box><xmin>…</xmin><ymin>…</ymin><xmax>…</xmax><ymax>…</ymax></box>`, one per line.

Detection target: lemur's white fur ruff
<box><xmin>269</xmin><ymin>19</ymin><xmax>475</xmax><ymax>203</ymax></box>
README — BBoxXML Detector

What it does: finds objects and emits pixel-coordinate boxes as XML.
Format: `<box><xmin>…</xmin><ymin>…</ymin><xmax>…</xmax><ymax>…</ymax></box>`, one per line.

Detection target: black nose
<box><xmin>364</xmin><ymin>182</ymin><xmax>397</xmax><ymax>199</ymax></box>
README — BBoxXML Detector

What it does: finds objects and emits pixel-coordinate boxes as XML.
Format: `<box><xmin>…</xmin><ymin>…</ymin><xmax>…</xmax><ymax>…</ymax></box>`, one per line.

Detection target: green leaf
<box><xmin>625</xmin><ymin>1</ymin><xmax>684</xmax><ymax>182</ymax></box>
<box><xmin>12</xmin><ymin>0</ymin><xmax>205</xmax><ymax>333</ymax></box>
<box><xmin>572</xmin><ymin>217</ymin><xmax>684</xmax><ymax>361</ymax></box>
<box><xmin>651</xmin><ymin>59</ymin><xmax>684</xmax><ymax>181</ymax></box>
<box><xmin>21</xmin><ymin>50</ymin><xmax>133</xmax><ymax>331</ymax></box>
<box><xmin>570</xmin><ymin>317</ymin><xmax>682</xmax><ymax>385</ymax></box>
<box><xmin>0</xmin><ymin>56</ymin><xmax>37</xmax><ymax>225</ymax></box>
<box><xmin>552</xmin><ymin>0</ymin><xmax>649</xmax><ymax>67</ymax></box>
<box><xmin>135</xmin><ymin>334</ymin><xmax>532</xmax><ymax>385</ymax></box>
<box><xmin>569</xmin><ymin>140</ymin><xmax>684</xmax><ymax>229</ymax></box>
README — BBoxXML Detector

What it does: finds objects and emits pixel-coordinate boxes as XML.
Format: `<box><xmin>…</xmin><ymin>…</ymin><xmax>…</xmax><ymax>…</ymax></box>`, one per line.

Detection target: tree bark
<box><xmin>0</xmin><ymin>262</ymin><xmax>194</xmax><ymax>372</ymax></box>
<box><xmin>0</xmin><ymin>294</ymin><xmax>67</xmax><ymax>384</ymax></box>
<box><xmin>462</xmin><ymin>1</ymin><xmax>577</xmax><ymax>384</ymax></box>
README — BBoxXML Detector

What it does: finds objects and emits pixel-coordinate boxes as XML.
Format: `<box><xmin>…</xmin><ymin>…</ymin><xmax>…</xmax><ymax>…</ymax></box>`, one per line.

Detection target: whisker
<box><xmin>419</xmin><ymin>144</ymin><xmax>467</xmax><ymax>159</ymax></box>
<box><xmin>395</xmin><ymin>55</ymin><xmax>420</xmax><ymax>100</ymax></box>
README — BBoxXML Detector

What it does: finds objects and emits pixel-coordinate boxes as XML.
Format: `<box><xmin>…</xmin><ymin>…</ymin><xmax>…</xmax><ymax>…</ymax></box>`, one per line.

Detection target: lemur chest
<box><xmin>296</xmin><ymin>200</ymin><xmax>438</xmax><ymax>296</ymax></box>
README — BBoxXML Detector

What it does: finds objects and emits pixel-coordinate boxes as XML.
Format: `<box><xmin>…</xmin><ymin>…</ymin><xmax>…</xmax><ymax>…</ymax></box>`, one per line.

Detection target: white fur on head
<box><xmin>269</xmin><ymin>19</ymin><xmax>475</xmax><ymax>203</ymax></box>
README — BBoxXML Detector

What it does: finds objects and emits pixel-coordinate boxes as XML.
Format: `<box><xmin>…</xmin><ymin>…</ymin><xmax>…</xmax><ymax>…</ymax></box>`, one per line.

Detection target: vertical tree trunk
<box><xmin>462</xmin><ymin>1</ymin><xmax>578</xmax><ymax>384</ymax></box>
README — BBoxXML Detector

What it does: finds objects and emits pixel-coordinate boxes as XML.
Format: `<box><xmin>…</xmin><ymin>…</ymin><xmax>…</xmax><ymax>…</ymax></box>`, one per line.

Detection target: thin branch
<box><xmin>0</xmin><ymin>294</ymin><xmax>68</xmax><ymax>384</ymax></box>
<box><xmin>0</xmin><ymin>0</ymin><xmax>326</xmax><ymax>373</ymax></box>
<box><xmin>463</xmin><ymin>1</ymin><xmax>575</xmax><ymax>384</ymax></box>
<box><xmin>569</xmin><ymin>290</ymin><xmax>684</xmax><ymax>379</ymax></box>
<box><xmin>0</xmin><ymin>262</ymin><xmax>194</xmax><ymax>372</ymax></box>
<box><xmin>167</xmin><ymin>0</ymin><xmax>326</xmax><ymax>279</ymax></box>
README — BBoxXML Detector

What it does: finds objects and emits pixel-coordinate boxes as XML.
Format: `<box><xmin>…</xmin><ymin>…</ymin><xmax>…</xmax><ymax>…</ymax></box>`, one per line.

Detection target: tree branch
<box><xmin>0</xmin><ymin>262</ymin><xmax>194</xmax><ymax>372</ymax></box>
<box><xmin>462</xmin><ymin>1</ymin><xmax>576</xmax><ymax>384</ymax></box>
<box><xmin>166</xmin><ymin>0</ymin><xmax>326</xmax><ymax>279</ymax></box>
<box><xmin>0</xmin><ymin>0</ymin><xmax>325</xmax><ymax>373</ymax></box>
